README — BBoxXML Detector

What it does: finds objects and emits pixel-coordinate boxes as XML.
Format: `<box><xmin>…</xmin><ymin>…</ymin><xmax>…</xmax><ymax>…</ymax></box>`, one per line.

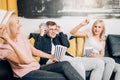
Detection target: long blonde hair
<box><xmin>7</xmin><ymin>13</ymin><xmax>18</xmax><ymax>38</ymax></box>
<box><xmin>92</xmin><ymin>20</ymin><xmax>106</xmax><ymax>41</ymax></box>
<box><xmin>0</xmin><ymin>10</ymin><xmax>16</xmax><ymax>41</ymax></box>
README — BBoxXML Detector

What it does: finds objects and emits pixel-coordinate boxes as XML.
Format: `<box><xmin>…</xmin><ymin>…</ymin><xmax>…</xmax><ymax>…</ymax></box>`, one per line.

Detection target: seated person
<box><xmin>0</xmin><ymin>9</ymin><xmax>83</xmax><ymax>80</ymax></box>
<box><xmin>70</xmin><ymin>19</ymin><xmax>120</xmax><ymax>80</ymax></box>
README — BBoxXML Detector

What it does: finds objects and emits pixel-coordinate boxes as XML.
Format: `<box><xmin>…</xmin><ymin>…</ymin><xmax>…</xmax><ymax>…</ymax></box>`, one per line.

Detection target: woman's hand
<box><xmin>50</xmin><ymin>55</ymin><xmax>59</xmax><ymax>62</ymax></box>
<box><xmin>89</xmin><ymin>53</ymin><xmax>98</xmax><ymax>57</ymax></box>
<box><xmin>0</xmin><ymin>25</ymin><xmax>10</xmax><ymax>42</ymax></box>
<box><xmin>80</xmin><ymin>19</ymin><xmax>90</xmax><ymax>26</ymax></box>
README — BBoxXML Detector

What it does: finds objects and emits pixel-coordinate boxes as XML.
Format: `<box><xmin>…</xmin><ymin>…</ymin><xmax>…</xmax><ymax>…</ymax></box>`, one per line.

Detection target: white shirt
<box><xmin>51</xmin><ymin>39</ymin><xmax>55</xmax><ymax>55</ymax></box>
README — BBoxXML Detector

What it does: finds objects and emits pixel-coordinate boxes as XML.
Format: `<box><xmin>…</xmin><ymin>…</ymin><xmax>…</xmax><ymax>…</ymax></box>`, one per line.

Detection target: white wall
<box><xmin>19</xmin><ymin>17</ymin><xmax>120</xmax><ymax>38</ymax></box>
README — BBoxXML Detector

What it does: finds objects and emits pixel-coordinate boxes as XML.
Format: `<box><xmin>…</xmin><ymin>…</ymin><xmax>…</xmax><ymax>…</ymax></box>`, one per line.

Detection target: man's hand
<box><xmin>56</xmin><ymin>25</ymin><xmax>61</xmax><ymax>34</ymax></box>
<box><xmin>39</xmin><ymin>24</ymin><xmax>48</xmax><ymax>36</ymax></box>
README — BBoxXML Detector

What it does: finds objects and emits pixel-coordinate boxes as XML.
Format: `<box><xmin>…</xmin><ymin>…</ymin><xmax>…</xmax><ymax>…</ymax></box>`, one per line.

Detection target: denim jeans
<box><xmin>19</xmin><ymin>61</ymin><xmax>83</xmax><ymax>80</ymax></box>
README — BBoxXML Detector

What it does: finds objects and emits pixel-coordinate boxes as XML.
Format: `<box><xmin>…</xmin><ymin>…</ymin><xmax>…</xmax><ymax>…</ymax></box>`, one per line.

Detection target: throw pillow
<box><xmin>29</xmin><ymin>37</ymin><xmax>40</xmax><ymax>62</ymax></box>
<box><xmin>67</xmin><ymin>38</ymin><xmax>77</xmax><ymax>57</ymax></box>
<box><xmin>76</xmin><ymin>37</ymin><xmax>85</xmax><ymax>57</ymax></box>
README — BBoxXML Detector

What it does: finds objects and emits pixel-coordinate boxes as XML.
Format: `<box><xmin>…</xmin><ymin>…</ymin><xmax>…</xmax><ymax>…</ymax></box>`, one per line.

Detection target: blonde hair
<box><xmin>0</xmin><ymin>10</ymin><xmax>14</xmax><ymax>25</ymax></box>
<box><xmin>7</xmin><ymin>13</ymin><xmax>17</xmax><ymax>36</ymax></box>
<box><xmin>92</xmin><ymin>20</ymin><xmax>106</xmax><ymax>41</ymax></box>
<box><xmin>0</xmin><ymin>10</ymin><xmax>16</xmax><ymax>41</ymax></box>
<box><xmin>7</xmin><ymin>12</ymin><xmax>16</xmax><ymax>25</ymax></box>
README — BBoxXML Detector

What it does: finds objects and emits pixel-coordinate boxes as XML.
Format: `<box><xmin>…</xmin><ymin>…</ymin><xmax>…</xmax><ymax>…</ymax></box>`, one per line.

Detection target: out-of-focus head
<box><xmin>92</xmin><ymin>19</ymin><xmax>105</xmax><ymax>39</ymax></box>
<box><xmin>0</xmin><ymin>9</ymin><xmax>21</xmax><ymax>38</ymax></box>
<box><xmin>46</xmin><ymin>21</ymin><xmax>57</xmax><ymax>38</ymax></box>
<box><xmin>0</xmin><ymin>9</ymin><xmax>14</xmax><ymax>24</ymax></box>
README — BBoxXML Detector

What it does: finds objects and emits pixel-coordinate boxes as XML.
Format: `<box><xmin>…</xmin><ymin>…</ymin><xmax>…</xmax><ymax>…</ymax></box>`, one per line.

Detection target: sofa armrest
<box><xmin>107</xmin><ymin>34</ymin><xmax>120</xmax><ymax>57</ymax></box>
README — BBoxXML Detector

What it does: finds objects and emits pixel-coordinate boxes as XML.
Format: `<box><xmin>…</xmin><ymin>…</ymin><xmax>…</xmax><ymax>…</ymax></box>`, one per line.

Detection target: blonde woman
<box><xmin>70</xmin><ymin>19</ymin><xmax>116</xmax><ymax>80</ymax></box>
<box><xmin>0</xmin><ymin>9</ymin><xmax>84</xmax><ymax>80</ymax></box>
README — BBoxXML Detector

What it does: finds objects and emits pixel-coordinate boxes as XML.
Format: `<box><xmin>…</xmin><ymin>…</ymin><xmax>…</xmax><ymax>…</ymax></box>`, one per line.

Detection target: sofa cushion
<box><xmin>29</xmin><ymin>37</ymin><xmax>35</xmax><ymax>46</ymax></box>
<box><xmin>76</xmin><ymin>37</ymin><xmax>85</xmax><ymax>57</ymax></box>
<box><xmin>107</xmin><ymin>35</ymin><xmax>120</xmax><ymax>57</ymax></box>
<box><xmin>29</xmin><ymin>37</ymin><xmax>40</xmax><ymax>62</ymax></box>
<box><xmin>67</xmin><ymin>38</ymin><xmax>76</xmax><ymax>57</ymax></box>
<box><xmin>67</xmin><ymin>36</ymin><xmax>85</xmax><ymax>57</ymax></box>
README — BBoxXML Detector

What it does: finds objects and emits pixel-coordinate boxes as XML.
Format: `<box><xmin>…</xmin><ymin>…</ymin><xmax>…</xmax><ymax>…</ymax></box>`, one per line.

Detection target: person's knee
<box><xmin>61</xmin><ymin>61</ymin><xmax>71</xmax><ymax>66</ymax></box>
<box><xmin>105</xmin><ymin>57</ymin><xmax>115</xmax><ymax>65</ymax></box>
<box><xmin>96</xmin><ymin>59</ymin><xmax>105</xmax><ymax>70</ymax></box>
<box><xmin>66</xmin><ymin>59</ymin><xmax>85</xmax><ymax>71</ymax></box>
<box><xmin>114</xmin><ymin>63</ymin><xmax>120</xmax><ymax>72</ymax></box>
<box><xmin>60</xmin><ymin>61</ymin><xmax>72</xmax><ymax>69</ymax></box>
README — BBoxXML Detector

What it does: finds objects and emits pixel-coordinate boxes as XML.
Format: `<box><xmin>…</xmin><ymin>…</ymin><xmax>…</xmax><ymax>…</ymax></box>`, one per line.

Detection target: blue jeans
<box><xmin>19</xmin><ymin>61</ymin><xmax>83</xmax><ymax>80</ymax></box>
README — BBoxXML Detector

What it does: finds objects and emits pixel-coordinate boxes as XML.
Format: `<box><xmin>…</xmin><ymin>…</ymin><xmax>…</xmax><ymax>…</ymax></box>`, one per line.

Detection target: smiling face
<box><xmin>46</xmin><ymin>21</ymin><xmax>58</xmax><ymax>38</ymax></box>
<box><xmin>47</xmin><ymin>25</ymin><xmax>57</xmax><ymax>38</ymax></box>
<box><xmin>92</xmin><ymin>20</ymin><xmax>105</xmax><ymax>38</ymax></box>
